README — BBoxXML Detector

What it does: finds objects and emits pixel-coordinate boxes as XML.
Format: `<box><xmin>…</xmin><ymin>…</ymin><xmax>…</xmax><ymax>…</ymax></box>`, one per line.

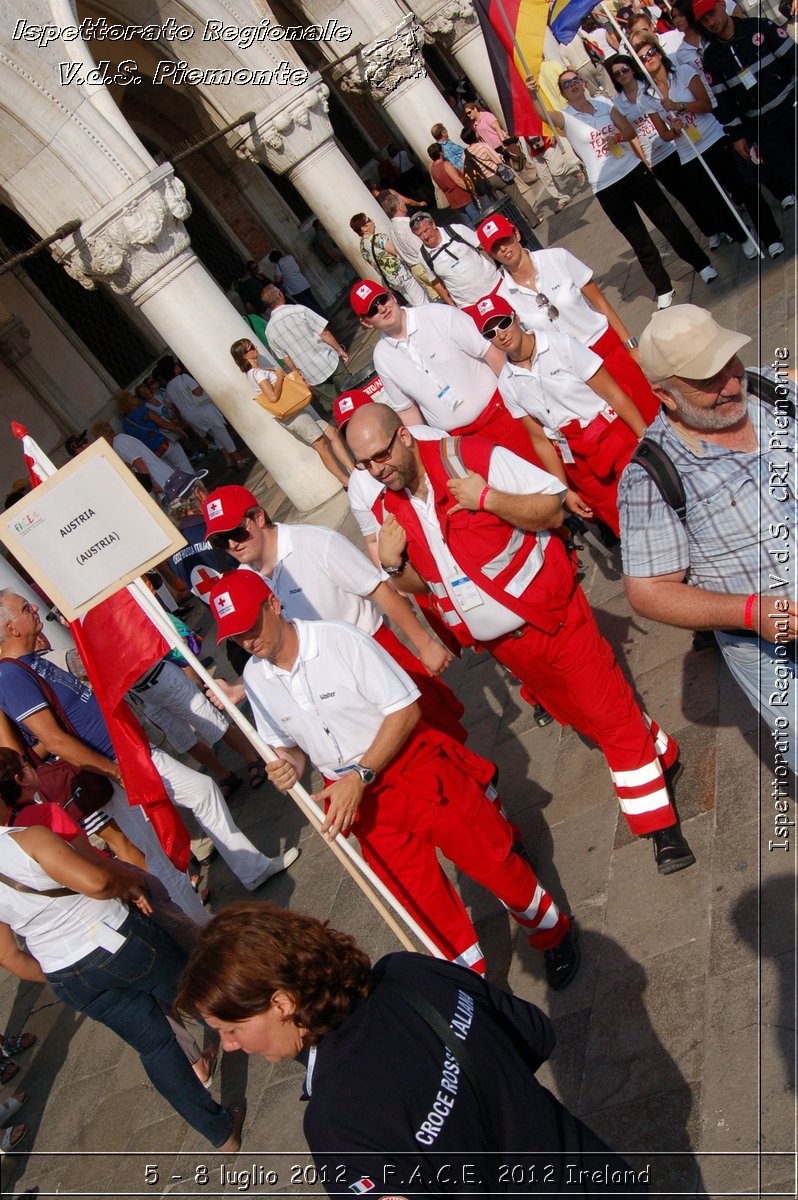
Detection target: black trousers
<box><xmin>678</xmin><ymin>137</ymin><xmax>781</xmax><ymax>245</ymax></box>
<box><xmin>744</xmin><ymin>92</ymin><xmax>796</xmax><ymax>201</ymax></box>
<box><xmin>596</xmin><ymin>163</ymin><xmax>710</xmax><ymax>296</ymax></box>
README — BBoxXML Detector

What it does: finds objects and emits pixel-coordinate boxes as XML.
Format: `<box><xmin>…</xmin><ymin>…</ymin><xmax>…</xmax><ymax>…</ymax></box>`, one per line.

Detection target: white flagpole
<box><xmin>599</xmin><ymin>1</ymin><xmax>762</xmax><ymax>255</ymax></box>
<box><xmin>17</xmin><ymin>430</ymin><xmax>442</xmax><ymax>959</ymax></box>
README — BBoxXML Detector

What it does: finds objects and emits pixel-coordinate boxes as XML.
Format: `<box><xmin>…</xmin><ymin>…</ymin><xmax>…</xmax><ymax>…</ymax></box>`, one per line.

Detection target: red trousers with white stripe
<box><xmin>372</xmin><ymin>624</ymin><xmax>467</xmax><ymax>745</ymax></box>
<box><xmin>590</xmin><ymin>327</ymin><xmax>660</xmax><ymax>425</ymax></box>
<box><xmin>559</xmin><ymin>414</ymin><xmax>638</xmax><ymax>537</ymax></box>
<box><xmin>486</xmin><ymin>586</ymin><xmax>679</xmax><ymax>836</ymax></box>
<box><xmin>452</xmin><ymin>390</ymin><xmax>539</xmax><ymax>465</ymax></box>
<box><xmin>327</xmin><ymin>725</ymin><xmax>569</xmax><ymax>968</ymax></box>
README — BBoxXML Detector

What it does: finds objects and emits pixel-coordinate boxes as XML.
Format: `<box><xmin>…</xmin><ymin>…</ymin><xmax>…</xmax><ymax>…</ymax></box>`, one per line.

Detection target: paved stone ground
<box><xmin>1</xmin><ymin>181</ymin><xmax>795</xmax><ymax>1200</ymax></box>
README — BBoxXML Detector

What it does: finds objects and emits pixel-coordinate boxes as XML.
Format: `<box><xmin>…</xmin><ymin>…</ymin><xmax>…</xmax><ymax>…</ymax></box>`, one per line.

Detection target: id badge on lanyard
<box><xmin>437</xmin><ymin>383</ymin><xmax>464</xmax><ymax>412</ymax></box>
<box><xmin>554</xmin><ymin>434</ymin><xmax>576</xmax><ymax>465</ymax></box>
<box><xmin>451</xmin><ymin>574</ymin><xmax>484</xmax><ymax>611</ymax></box>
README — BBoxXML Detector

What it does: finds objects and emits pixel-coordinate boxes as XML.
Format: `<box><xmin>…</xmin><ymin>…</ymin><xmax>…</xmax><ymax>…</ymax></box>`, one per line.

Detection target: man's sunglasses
<box><xmin>209</xmin><ymin>522</ymin><xmax>253</xmax><ymax>550</ymax></box>
<box><xmin>365</xmin><ymin>293</ymin><xmax>390</xmax><ymax>318</ymax></box>
<box><xmin>482</xmin><ymin>315</ymin><xmax>514</xmax><ymax>340</ymax></box>
<box><xmin>354</xmin><ymin>427</ymin><xmax>400</xmax><ymax>470</ymax></box>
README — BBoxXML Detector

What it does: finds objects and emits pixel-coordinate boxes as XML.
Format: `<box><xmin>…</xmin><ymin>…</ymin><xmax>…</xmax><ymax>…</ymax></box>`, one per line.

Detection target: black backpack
<box><xmin>630</xmin><ymin>371</ymin><xmax>793</xmax><ymax>524</ymax></box>
<box><xmin>419</xmin><ymin>224</ymin><xmax>476</xmax><ymax>276</ymax></box>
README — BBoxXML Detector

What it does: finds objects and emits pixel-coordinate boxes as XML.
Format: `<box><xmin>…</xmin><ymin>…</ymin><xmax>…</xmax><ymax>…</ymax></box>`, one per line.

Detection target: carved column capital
<box><xmin>339</xmin><ymin>15</ymin><xmax>428</xmax><ymax>100</ymax></box>
<box><xmin>0</xmin><ymin>315</ymin><xmax>32</xmax><ymax>367</ymax></box>
<box><xmin>233</xmin><ymin>77</ymin><xmax>334</xmax><ymax>176</ymax></box>
<box><xmin>52</xmin><ymin>165</ymin><xmax>192</xmax><ymax>297</ymax></box>
<box><xmin>418</xmin><ymin>0</ymin><xmax>479</xmax><ymax>46</ymax></box>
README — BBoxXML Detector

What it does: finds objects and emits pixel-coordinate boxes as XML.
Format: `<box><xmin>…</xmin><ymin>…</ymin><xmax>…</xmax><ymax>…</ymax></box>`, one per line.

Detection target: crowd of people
<box><xmin>0</xmin><ymin>0</ymin><xmax>795</xmax><ymax>1188</ymax></box>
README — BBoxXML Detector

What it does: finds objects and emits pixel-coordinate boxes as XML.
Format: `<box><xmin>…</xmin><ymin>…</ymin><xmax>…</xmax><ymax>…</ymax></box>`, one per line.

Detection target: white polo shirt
<box><xmin>111</xmin><ymin>433</ymin><xmax>173</xmax><ymax>489</ymax></box>
<box><xmin>243</xmin><ymin>619</ymin><xmax>420</xmax><ymax>778</ymax></box>
<box><xmin>497</xmin><ymin>248</ymin><xmax>607</xmax><ymax>346</ymax></box>
<box><xmin>498</xmin><ymin>330</ymin><xmax>606</xmax><ymax>436</ymax></box>
<box><xmin>405</xmin><ymin>442</ymin><xmax>566</xmax><ymax>641</ymax></box>
<box><xmin>420</xmin><ymin>225</ymin><xmax>501</xmax><ymax>307</ymax></box>
<box><xmin>346</xmin><ymin>423</ymin><xmax>444</xmax><ymax>540</ymax></box>
<box><xmin>373</xmin><ymin>305</ymin><xmax>497</xmax><ymax>431</ymax></box>
<box><xmin>639</xmin><ymin>66</ymin><xmax>725</xmax><ymax>165</ymax></box>
<box><xmin>240</xmin><ymin>522</ymin><xmax>385</xmax><ymax>635</ymax></box>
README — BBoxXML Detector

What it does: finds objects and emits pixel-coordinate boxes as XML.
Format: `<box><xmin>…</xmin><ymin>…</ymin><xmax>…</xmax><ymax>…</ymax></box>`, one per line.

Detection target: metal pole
<box><xmin>599</xmin><ymin>1</ymin><xmax>762</xmax><ymax>254</ymax></box>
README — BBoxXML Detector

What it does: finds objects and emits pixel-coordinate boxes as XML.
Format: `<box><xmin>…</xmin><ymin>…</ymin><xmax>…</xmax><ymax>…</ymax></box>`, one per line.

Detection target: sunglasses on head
<box><xmin>209</xmin><ymin>522</ymin><xmax>253</xmax><ymax>550</ymax></box>
<box><xmin>365</xmin><ymin>293</ymin><xmax>391</xmax><ymax>318</ymax></box>
<box><xmin>482</xmin><ymin>315</ymin><xmax>514</xmax><ymax>339</ymax></box>
<box><xmin>353</xmin><ymin>427</ymin><xmax>400</xmax><ymax>471</ymax></box>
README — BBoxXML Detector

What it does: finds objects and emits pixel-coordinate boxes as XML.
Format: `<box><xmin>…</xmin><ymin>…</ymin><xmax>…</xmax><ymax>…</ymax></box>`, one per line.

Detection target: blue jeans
<box><xmin>716</xmin><ymin>631</ymin><xmax>797</xmax><ymax>776</ymax></box>
<box><xmin>46</xmin><ymin>908</ymin><xmax>232</xmax><ymax>1146</ymax></box>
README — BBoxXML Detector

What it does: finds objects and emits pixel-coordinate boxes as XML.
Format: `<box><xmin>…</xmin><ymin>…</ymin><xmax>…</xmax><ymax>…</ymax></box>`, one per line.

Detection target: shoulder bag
<box><xmin>254</xmin><ymin>370</ymin><xmax>313</xmax><ymax>420</ymax></box>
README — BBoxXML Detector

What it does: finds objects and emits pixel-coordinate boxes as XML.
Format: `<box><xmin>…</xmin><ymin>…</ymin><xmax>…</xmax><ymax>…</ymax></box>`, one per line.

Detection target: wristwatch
<box><xmin>380</xmin><ymin>549</ymin><xmax>408</xmax><ymax>577</ymax></box>
<box><xmin>625</xmin><ymin>336</ymin><xmax>639</xmax><ymax>350</ymax></box>
<box><xmin>350</xmin><ymin>763</ymin><xmax>377</xmax><ymax>785</ymax></box>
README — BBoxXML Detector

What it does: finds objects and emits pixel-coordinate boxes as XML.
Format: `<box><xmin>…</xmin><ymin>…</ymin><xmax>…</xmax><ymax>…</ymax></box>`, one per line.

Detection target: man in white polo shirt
<box><xmin>409</xmin><ymin>212</ymin><xmax>501</xmax><ymax>308</ymax></box>
<box><xmin>350</xmin><ymin>280</ymin><xmax>536</xmax><ymax>463</ymax></box>
<box><xmin>208</xmin><ymin>569</ymin><xmax>579</xmax><ymax>987</ymax></box>
<box><xmin>90</xmin><ymin>421</ymin><xmax>174</xmax><ymax>494</ymax></box>
<box><xmin>202</xmin><ymin>485</ymin><xmax>466</xmax><ymax>744</ymax></box>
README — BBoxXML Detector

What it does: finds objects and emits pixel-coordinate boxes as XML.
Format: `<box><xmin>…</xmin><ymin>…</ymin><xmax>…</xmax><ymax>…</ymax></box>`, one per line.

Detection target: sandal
<box><xmin>219</xmin><ymin>772</ymin><xmax>241</xmax><ymax>800</ymax></box>
<box><xmin>246</xmin><ymin>760</ymin><xmax>267</xmax><ymax>791</ymax></box>
<box><xmin>0</xmin><ymin>1060</ymin><xmax>19</xmax><ymax>1086</ymax></box>
<box><xmin>0</xmin><ymin>1092</ymin><xmax>27</xmax><ymax>1124</ymax></box>
<box><xmin>0</xmin><ymin>1033</ymin><xmax>36</xmax><ymax>1057</ymax></box>
<box><xmin>194</xmin><ymin>1044</ymin><xmax>219</xmax><ymax>1090</ymax></box>
<box><xmin>0</xmin><ymin>1123</ymin><xmax>28</xmax><ymax>1153</ymax></box>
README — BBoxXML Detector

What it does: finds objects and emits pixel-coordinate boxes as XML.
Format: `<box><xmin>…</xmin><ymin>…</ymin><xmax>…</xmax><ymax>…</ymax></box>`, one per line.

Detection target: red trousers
<box><xmin>559</xmin><ymin>413</ymin><xmax>638</xmax><ymax>537</ymax></box>
<box><xmin>486</xmin><ymin>586</ymin><xmax>679</xmax><ymax>836</ymax></box>
<box><xmin>328</xmin><ymin>726</ymin><xmax>569</xmax><ymax>967</ymax></box>
<box><xmin>590</xmin><ymin>327</ymin><xmax>660</xmax><ymax>425</ymax></box>
<box><xmin>372</xmin><ymin>624</ymin><xmax>467</xmax><ymax>745</ymax></box>
<box><xmin>453</xmin><ymin>390</ymin><xmax>539</xmax><ymax>464</ymax></box>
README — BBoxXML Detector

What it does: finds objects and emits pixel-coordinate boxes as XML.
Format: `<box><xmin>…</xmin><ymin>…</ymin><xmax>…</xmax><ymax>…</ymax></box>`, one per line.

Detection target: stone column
<box><xmin>0</xmin><ymin>307</ymin><xmax>83</xmax><ymax>435</ymax></box>
<box><xmin>415</xmin><ymin>0</ymin><xmax>503</xmax><ymax>116</ymax></box>
<box><xmin>339</xmin><ymin>14</ymin><xmax>465</xmax><ymax>168</ymax></box>
<box><xmin>233</xmin><ymin>78</ymin><xmax>388</xmax><ymax>280</ymax></box>
<box><xmin>53</xmin><ymin>165</ymin><xmax>341</xmax><ymax>512</ymax></box>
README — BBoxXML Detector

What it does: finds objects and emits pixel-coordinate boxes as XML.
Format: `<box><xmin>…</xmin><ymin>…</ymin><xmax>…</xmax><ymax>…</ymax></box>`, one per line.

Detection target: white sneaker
<box><xmin>708</xmin><ymin>232</ymin><xmax>723</xmax><ymax>250</ymax></box>
<box><xmin>699</xmin><ymin>265</ymin><xmax>718</xmax><ymax>283</ymax></box>
<box><xmin>768</xmin><ymin>241</ymin><xmax>785</xmax><ymax>258</ymax></box>
<box><xmin>246</xmin><ymin>845</ymin><xmax>302</xmax><ymax>890</ymax></box>
<box><xmin>742</xmin><ymin>239</ymin><xmax>759</xmax><ymax>260</ymax></box>
<box><xmin>656</xmin><ymin>289</ymin><xmax>675</xmax><ymax>310</ymax></box>
<box><xmin>781</xmin><ymin>194</ymin><xmax>795</xmax><ymax>209</ymax></box>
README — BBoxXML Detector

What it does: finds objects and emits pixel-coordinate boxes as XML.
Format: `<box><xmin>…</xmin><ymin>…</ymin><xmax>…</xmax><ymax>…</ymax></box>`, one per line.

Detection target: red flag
<box><xmin>71</xmin><ymin>592</ymin><xmax>191</xmax><ymax>872</ymax></box>
<box><xmin>472</xmin><ymin>0</ymin><xmax>544</xmax><ymax>138</ymax></box>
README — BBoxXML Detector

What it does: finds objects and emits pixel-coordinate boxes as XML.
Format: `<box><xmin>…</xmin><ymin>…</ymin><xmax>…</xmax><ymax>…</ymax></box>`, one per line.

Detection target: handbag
<box><xmin>0</xmin><ymin>658</ymin><xmax>114</xmax><ymax>819</ymax></box>
<box><xmin>495</xmin><ymin>163</ymin><xmax>515</xmax><ymax>183</ymax></box>
<box><xmin>254</xmin><ymin>370</ymin><xmax>312</xmax><ymax>420</ymax></box>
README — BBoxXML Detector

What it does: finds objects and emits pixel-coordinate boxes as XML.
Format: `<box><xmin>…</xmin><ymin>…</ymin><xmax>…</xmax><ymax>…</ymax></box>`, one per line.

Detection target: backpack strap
<box><xmin>747</xmin><ymin>369</ymin><xmax>795</xmax><ymax>418</ymax></box>
<box><xmin>630</xmin><ymin>439</ymin><xmax>688</xmax><ymax>524</ymax></box>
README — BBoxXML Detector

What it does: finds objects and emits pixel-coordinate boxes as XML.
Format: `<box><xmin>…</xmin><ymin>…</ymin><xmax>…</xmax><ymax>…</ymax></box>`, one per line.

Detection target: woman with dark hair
<box><xmin>630</xmin><ymin>31</ymin><xmax>784</xmax><ymax>258</ymax></box>
<box><xmin>348</xmin><ymin>213</ymin><xmax>427</xmax><ymax>305</ymax></box>
<box><xmin>669</xmin><ymin>0</ymin><xmax>716</xmax><ymax>89</ymax></box>
<box><xmin>177</xmin><ymin>902</ymin><xmax>644</xmax><ymax>1195</ymax></box>
<box><xmin>524</xmin><ymin>70</ymin><xmax>716</xmax><ymax>308</ymax></box>
<box><xmin>605</xmin><ymin>53</ymin><xmax>729</xmax><ymax>247</ymax></box>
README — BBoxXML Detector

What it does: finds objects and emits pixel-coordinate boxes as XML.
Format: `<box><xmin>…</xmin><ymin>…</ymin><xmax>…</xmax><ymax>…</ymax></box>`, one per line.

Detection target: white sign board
<box><xmin>0</xmin><ymin>441</ymin><xmax>187</xmax><ymax>620</ymax></box>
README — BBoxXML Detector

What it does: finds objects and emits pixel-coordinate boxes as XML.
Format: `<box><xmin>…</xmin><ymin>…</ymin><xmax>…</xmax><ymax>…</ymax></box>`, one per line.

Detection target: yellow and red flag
<box><xmin>472</xmin><ymin>0</ymin><xmax>547</xmax><ymax>137</ymax></box>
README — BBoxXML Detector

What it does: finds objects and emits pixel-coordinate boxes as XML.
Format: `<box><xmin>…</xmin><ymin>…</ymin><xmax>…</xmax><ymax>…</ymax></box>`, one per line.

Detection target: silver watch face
<box><xmin>357</xmin><ymin>765</ymin><xmax>376</xmax><ymax>784</ymax></box>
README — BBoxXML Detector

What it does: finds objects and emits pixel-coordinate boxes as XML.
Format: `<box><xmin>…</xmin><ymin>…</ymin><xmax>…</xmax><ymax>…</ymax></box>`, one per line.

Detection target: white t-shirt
<box><xmin>111</xmin><ymin>433</ymin><xmax>173</xmax><ymax>489</ymax></box>
<box><xmin>420</xmin><ymin>225</ymin><xmax>501</xmax><ymax>307</ymax></box>
<box><xmin>390</xmin><ymin>216</ymin><xmax>426</xmax><ymax>269</ymax></box>
<box><xmin>247</xmin><ymin>361</ymin><xmax>278</xmax><ymax>400</ymax></box>
<box><xmin>405</xmin><ymin>442</ymin><xmax>566</xmax><ymax>641</ymax></box>
<box><xmin>672</xmin><ymin>38</ymin><xmax>717</xmax><ymax>108</ymax></box>
<box><xmin>373</xmin><ymin>304</ymin><xmax>498</xmax><ymax>431</ymax></box>
<box><xmin>561</xmin><ymin>96</ymin><xmax>640</xmax><ymax>192</ymax></box>
<box><xmin>240</xmin><ymin>522</ymin><xmax>385</xmax><ymax>635</ymax></box>
<box><xmin>243</xmin><ymin>619</ymin><xmax>420</xmax><ymax>779</ymax></box>
<box><xmin>640</xmin><ymin>65</ymin><xmax>724</xmax><ymax>163</ymax></box>
<box><xmin>275</xmin><ymin>254</ymin><xmax>311</xmax><ymax>296</ymax></box>
<box><xmin>496</xmin><ymin>248</ymin><xmax>607</xmax><ymax>345</ymax></box>
<box><xmin>498</xmin><ymin>329</ymin><xmax>607</xmax><ymax>435</ymax></box>
<box><xmin>657</xmin><ymin>28</ymin><xmax>684</xmax><ymax>55</ymax></box>
<box><xmin>611</xmin><ymin>81</ymin><xmax>677</xmax><ymax>166</ymax></box>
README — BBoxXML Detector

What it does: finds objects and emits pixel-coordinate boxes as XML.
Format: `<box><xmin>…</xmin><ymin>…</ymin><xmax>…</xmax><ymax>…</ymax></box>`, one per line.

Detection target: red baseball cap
<box><xmin>334</xmin><ymin>388</ymin><xmax>375</xmax><ymax>428</ymax></box>
<box><xmin>209</xmin><ymin>571</ymin><xmax>273</xmax><ymax>641</ymax></box>
<box><xmin>463</xmin><ymin>292</ymin><xmax>515</xmax><ymax>334</ymax></box>
<box><xmin>692</xmin><ymin>0</ymin><xmax>720</xmax><ymax>17</ymax></box>
<box><xmin>477</xmin><ymin>214</ymin><xmax>517</xmax><ymax>252</ymax></box>
<box><xmin>203</xmin><ymin>485</ymin><xmax>258</xmax><ymax>535</ymax></box>
<box><xmin>350</xmin><ymin>279</ymin><xmax>389</xmax><ymax>316</ymax></box>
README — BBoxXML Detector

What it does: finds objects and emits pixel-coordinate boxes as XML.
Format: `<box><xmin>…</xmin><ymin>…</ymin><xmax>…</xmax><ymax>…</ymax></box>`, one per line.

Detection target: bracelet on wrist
<box><xmin>743</xmin><ymin>593</ymin><xmax>757</xmax><ymax>630</ymax></box>
<box><xmin>625</xmin><ymin>336</ymin><xmax>639</xmax><ymax>350</ymax></box>
<box><xmin>381</xmin><ymin>549</ymin><xmax>408</xmax><ymax>578</ymax></box>
<box><xmin>478</xmin><ymin>486</ymin><xmax>491</xmax><ymax>511</ymax></box>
